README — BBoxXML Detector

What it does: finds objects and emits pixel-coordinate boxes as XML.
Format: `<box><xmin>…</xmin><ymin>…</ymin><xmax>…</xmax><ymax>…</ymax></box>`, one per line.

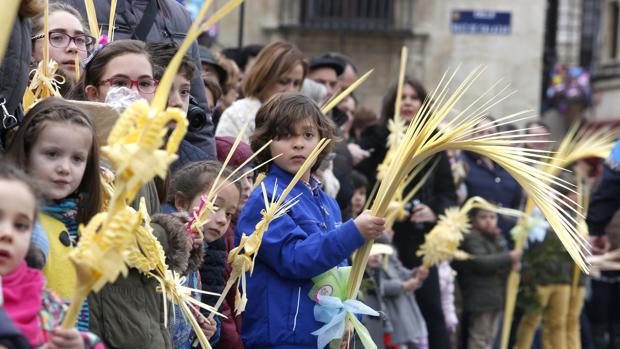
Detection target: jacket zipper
<box><xmin>292</xmin><ymin>286</ymin><xmax>301</xmax><ymax>332</ymax></box>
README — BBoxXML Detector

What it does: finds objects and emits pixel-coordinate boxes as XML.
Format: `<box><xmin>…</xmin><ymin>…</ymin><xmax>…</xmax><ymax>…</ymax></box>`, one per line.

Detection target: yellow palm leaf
<box><xmin>347</xmin><ymin>65</ymin><xmax>592</xmax><ymax>314</ymax></box>
<box><xmin>499</xmin><ymin>122</ymin><xmax>615</xmax><ymax>349</ymax></box>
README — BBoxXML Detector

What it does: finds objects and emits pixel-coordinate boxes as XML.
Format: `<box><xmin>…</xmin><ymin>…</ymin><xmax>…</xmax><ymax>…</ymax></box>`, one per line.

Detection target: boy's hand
<box><xmin>198</xmin><ymin>316</ymin><xmax>217</xmax><ymax>339</ymax></box>
<box><xmin>354</xmin><ymin>210</ymin><xmax>385</xmax><ymax>240</ymax></box>
<box><xmin>47</xmin><ymin>328</ymin><xmax>84</xmax><ymax>349</ymax></box>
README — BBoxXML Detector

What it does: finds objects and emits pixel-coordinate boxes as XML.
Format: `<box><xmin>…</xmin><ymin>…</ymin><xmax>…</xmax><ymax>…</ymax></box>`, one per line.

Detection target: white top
<box><xmin>215</xmin><ymin>97</ymin><xmax>262</xmax><ymax>144</ymax></box>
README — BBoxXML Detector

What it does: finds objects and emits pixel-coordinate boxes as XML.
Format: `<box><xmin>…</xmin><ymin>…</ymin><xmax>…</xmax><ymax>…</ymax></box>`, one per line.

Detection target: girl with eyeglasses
<box><xmin>31</xmin><ymin>2</ymin><xmax>94</xmax><ymax>82</ymax></box>
<box><xmin>68</xmin><ymin>39</ymin><xmax>158</xmax><ymax>103</ymax></box>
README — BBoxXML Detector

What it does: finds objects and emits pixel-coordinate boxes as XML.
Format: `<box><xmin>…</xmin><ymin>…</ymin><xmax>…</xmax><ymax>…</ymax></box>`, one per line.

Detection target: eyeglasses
<box><xmin>100</xmin><ymin>76</ymin><xmax>159</xmax><ymax>94</ymax></box>
<box><xmin>32</xmin><ymin>32</ymin><xmax>96</xmax><ymax>52</ymax></box>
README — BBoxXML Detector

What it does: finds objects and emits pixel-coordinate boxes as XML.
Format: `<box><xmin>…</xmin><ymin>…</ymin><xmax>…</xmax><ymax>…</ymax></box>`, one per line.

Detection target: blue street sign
<box><xmin>451</xmin><ymin>10</ymin><xmax>512</xmax><ymax>35</ymax></box>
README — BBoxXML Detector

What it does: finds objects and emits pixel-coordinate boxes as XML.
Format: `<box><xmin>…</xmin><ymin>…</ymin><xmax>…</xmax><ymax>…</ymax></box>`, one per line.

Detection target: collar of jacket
<box><xmin>268</xmin><ymin>164</ymin><xmax>321</xmax><ymax>196</ymax></box>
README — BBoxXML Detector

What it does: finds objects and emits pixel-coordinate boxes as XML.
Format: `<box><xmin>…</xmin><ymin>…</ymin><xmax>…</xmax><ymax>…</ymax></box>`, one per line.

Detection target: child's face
<box><xmin>28</xmin><ymin>121</ymin><xmax>92</xmax><ymax>200</ymax></box>
<box><xmin>168</xmin><ymin>74</ymin><xmax>191</xmax><ymax>114</ymax></box>
<box><xmin>190</xmin><ymin>182</ymin><xmax>240</xmax><ymax>244</ymax></box>
<box><xmin>473</xmin><ymin>209</ymin><xmax>498</xmax><ymax>236</ymax></box>
<box><xmin>238</xmin><ymin>172</ymin><xmax>254</xmax><ymax>209</ymax></box>
<box><xmin>351</xmin><ymin>187</ymin><xmax>367</xmax><ymax>216</ymax></box>
<box><xmin>0</xmin><ymin>179</ymin><xmax>35</xmax><ymax>276</ymax></box>
<box><xmin>367</xmin><ymin>254</ymin><xmax>382</xmax><ymax>269</ymax></box>
<box><xmin>32</xmin><ymin>11</ymin><xmax>90</xmax><ymax>80</ymax></box>
<box><xmin>87</xmin><ymin>53</ymin><xmax>155</xmax><ymax>103</ymax></box>
<box><xmin>270</xmin><ymin>118</ymin><xmax>320</xmax><ymax>182</ymax></box>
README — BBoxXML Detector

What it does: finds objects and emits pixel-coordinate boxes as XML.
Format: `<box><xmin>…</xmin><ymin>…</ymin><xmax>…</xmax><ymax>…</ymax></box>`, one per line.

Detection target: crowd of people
<box><xmin>1</xmin><ymin>1</ymin><xmax>619</xmax><ymax>349</ymax></box>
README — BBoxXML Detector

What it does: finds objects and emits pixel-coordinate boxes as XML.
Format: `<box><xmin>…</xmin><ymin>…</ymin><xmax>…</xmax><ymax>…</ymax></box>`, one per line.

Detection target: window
<box><xmin>278</xmin><ymin>0</ymin><xmax>414</xmax><ymax>33</ymax></box>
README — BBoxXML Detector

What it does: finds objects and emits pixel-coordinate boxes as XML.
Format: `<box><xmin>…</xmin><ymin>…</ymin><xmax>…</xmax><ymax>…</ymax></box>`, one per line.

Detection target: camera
<box><xmin>187</xmin><ymin>96</ymin><xmax>213</xmax><ymax>132</ymax></box>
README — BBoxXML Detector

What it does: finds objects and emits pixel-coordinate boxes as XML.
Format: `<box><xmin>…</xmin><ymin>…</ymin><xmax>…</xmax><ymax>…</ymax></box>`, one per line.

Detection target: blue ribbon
<box><xmin>312</xmin><ymin>295</ymin><xmax>379</xmax><ymax>349</ymax></box>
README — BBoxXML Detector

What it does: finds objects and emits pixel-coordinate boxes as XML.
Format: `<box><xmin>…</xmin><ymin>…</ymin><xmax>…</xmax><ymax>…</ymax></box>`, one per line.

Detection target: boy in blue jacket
<box><xmin>236</xmin><ymin>92</ymin><xmax>385</xmax><ymax>348</ymax></box>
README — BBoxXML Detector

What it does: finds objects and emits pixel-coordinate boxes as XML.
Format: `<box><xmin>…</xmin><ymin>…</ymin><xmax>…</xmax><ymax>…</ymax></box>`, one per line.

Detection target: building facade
<box><xmin>214</xmin><ymin>0</ymin><xmax>546</xmax><ymax>121</ymax></box>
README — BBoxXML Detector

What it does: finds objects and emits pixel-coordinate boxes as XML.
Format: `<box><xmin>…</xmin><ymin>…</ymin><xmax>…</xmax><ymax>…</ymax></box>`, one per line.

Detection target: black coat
<box><xmin>355</xmin><ymin>125</ymin><xmax>389</xmax><ymax>189</ymax></box>
<box><xmin>61</xmin><ymin>0</ymin><xmax>216</xmax><ymax>158</ymax></box>
<box><xmin>587</xmin><ymin>162</ymin><xmax>620</xmax><ymax>236</ymax></box>
<box><xmin>0</xmin><ymin>14</ymin><xmax>31</xmax><ymax>150</ymax></box>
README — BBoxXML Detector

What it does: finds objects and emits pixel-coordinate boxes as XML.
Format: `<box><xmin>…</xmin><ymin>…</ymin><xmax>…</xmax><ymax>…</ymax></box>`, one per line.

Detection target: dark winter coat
<box><xmin>587</xmin><ymin>140</ymin><xmax>620</xmax><ymax>236</ymax></box>
<box><xmin>0</xmin><ymin>13</ymin><xmax>31</xmax><ymax>151</ymax></box>
<box><xmin>457</xmin><ymin>229</ymin><xmax>512</xmax><ymax>313</ymax></box>
<box><xmin>88</xmin><ymin>214</ymin><xmax>192</xmax><ymax>349</ymax></box>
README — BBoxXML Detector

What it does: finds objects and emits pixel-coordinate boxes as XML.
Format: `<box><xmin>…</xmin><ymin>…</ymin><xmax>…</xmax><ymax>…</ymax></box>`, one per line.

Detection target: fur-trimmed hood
<box><xmin>151</xmin><ymin>213</ymin><xmax>194</xmax><ymax>274</ymax></box>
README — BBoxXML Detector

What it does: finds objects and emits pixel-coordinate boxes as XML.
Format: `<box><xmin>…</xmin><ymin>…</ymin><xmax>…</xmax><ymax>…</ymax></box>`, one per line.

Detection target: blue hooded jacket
<box><xmin>235</xmin><ymin>165</ymin><xmax>365</xmax><ymax>349</ymax></box>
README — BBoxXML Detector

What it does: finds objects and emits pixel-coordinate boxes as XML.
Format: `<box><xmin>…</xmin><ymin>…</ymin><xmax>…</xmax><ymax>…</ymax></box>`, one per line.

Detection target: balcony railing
<box><xmin>278</xmin><ymin>0</ymin><xmax>414</xmax><ymax>34</ymax></box>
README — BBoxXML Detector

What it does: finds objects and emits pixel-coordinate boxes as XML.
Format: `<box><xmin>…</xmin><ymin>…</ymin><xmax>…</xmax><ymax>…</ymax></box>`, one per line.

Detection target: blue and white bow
<box><xmin>312</xmin><ymin>295</ymin><xmax>379</xmax><ymax>349</ymax></box>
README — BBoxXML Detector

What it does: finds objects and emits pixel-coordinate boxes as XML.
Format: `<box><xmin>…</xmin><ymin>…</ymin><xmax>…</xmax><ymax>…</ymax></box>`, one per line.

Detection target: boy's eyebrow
<box><xmin>300</xmin><ymin>124</ymin><xmax>317</xmax><ymax>132</ymax></box>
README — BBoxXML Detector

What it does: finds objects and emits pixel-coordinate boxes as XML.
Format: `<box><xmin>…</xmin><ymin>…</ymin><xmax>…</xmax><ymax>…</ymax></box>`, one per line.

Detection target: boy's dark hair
<box><xmin>69</xmin><ymin>40</ymin><xmax>152</xmax><ymax>100</ymax></box>
<box><xmin>6</xmin><ymin>97</ymin><xmax>102</xmax><ymax>223</ymax></box>
<box><xmin>167</xmin><ymin>160</ymin><xmax>241</xmax><ymax>206</ymax></box>
<box><xmin>351</xmin><ymin>170</ymin><xmax>368</xmax><ymax>191</ymax></box>
<box><xmin>146</xmin><ymin>42</ymin><xmax>196</xmax><ymax>82</ymax></box>
<box><xmin>251</xmin><ymin>93</ymin><xmax>335</xmax><ymax>172</ymax></box>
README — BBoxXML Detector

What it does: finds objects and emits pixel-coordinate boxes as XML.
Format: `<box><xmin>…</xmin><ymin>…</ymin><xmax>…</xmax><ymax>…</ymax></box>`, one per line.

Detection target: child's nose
<box><xmin>56</xmin><ymin>158</ymin><xmax>71</xmax><ymax>174</ymax></box>
<box><xmin>0</xmin><ymin>223</ymin><xmax>14</xmax><ymax>242</ymax></box>
<box><xmin>168</xmin><ymin>92</ymin><xmax>182</xmax><ymax>109</ymax></box>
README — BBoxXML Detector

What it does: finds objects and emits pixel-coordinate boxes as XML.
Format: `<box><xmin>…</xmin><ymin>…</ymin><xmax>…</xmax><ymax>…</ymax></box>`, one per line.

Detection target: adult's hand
<box><xmin>409</xmin><ymin>204</ymin><xmax>437</xmax><ymax>224</ymax></box>
<box><xmin>590</xmin><ymin>235</ymin><xmax>611</xmax><ymax>255</ymax></box>
<box><xmin>347</xmin><ymin>143</ymin><xmax>370</xmax><ymax>165</ymax></box>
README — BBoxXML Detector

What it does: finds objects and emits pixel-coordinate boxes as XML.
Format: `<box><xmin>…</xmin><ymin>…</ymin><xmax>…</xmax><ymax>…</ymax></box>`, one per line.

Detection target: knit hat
<box><xmin>215</xmin><ymin>136</ymin><xmax>253</xmax><ymax>169</ymax></box>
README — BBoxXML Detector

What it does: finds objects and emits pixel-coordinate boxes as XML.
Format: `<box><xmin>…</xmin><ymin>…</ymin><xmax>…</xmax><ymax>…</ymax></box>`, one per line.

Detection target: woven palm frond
<box><xmin>417</xmin><ymin>196</ymin><xmax>523</xmax><ymax>268</ymax></box>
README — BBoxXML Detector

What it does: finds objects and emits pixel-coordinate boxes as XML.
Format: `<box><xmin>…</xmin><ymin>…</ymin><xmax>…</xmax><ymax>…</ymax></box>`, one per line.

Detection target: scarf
<box><xmin>41</xmin><ymin>198</ymin><xmax>79</xmax><ymax>244</ymax></box>
<box><xmin>40</xmin><ymin>197</ymin><xmax>89</xmax><ymax>331</ymax></box>
<box><xmin>2</xmin><ymin>261</ymin><xmax>45</xmax><ymax>346</ymax></box>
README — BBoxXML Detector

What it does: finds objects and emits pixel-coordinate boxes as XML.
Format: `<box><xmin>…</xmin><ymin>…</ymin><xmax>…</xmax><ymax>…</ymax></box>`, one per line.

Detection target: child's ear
<box><xmin>175</xmin><ymin>192</ymin><xmax>190</xmax><ymax>212</ymax></box>
<box><xmin>84</xmin><ymin>85</ymin><xmax>101</xmax><ymax>102</ymax></box>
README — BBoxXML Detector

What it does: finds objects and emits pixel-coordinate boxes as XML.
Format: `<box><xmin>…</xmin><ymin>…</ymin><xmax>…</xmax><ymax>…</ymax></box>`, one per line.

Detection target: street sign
<box><xmin>451</xmin><ymin>10</ymin><xmax>511</xmax><ymax>35</ymax></box>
